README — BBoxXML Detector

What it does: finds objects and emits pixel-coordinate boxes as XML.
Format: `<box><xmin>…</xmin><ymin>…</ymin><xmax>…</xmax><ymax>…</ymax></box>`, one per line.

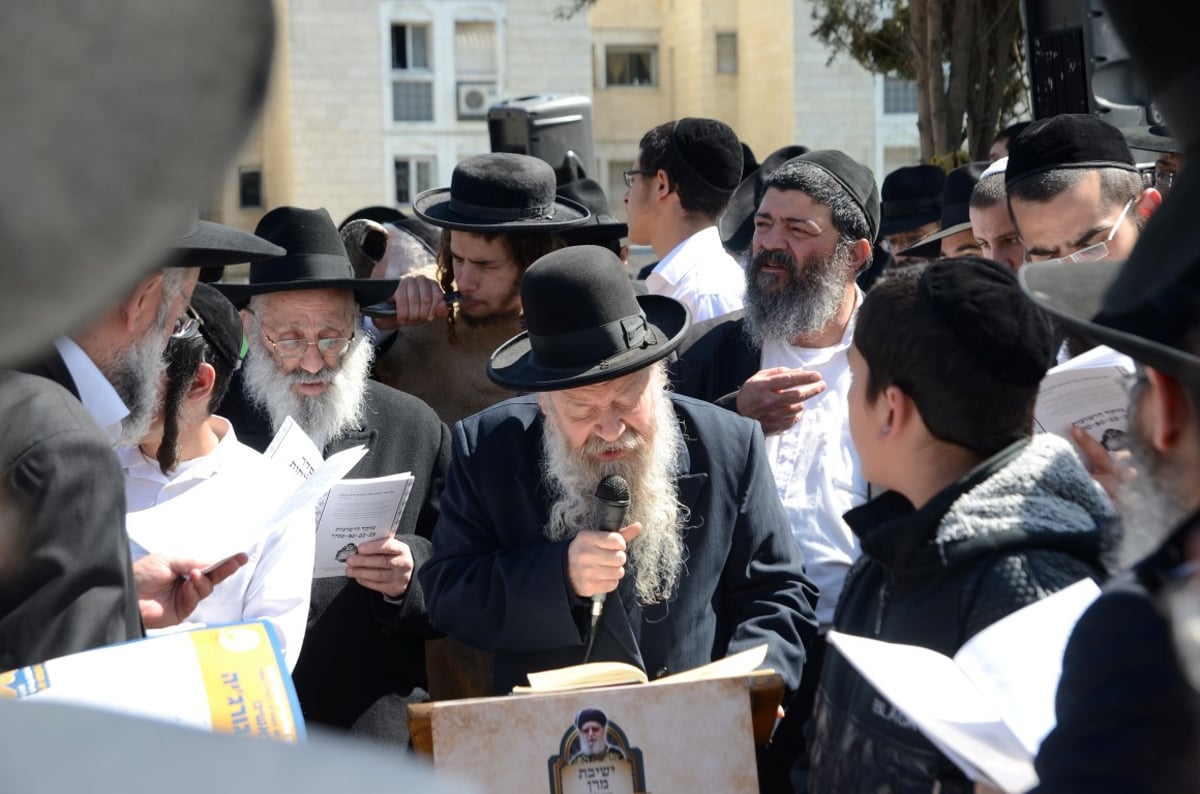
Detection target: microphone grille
<box><xmin>595</xmin><ymin>474</ymin><xmax>631</xmax><ymax>502</ymax></box>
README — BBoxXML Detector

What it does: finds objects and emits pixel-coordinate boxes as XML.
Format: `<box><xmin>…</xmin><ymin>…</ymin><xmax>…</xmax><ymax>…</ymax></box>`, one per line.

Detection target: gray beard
<box><xmin>107</xmin><ymin>305</ymin><xmax>172</xmax><ymax>447</ymax></box>
<box><xmin>1114</xmin><ymin>422</ymin><xmax>1192</xmax><ymax>570</ymax></box>
<box><xmin>241</xmin><ymin>328</ymin><xmax>374</xmax><ymax>450</ymax></box>
<box><xmin>742</xmin><ymin>244</ymin><xmax>850</xmax><ymax>348</ymax></box>
<box><xmin>539</xmin><ymin>384</ymin><xmax>689</xmax><ymax>605</ymax></box>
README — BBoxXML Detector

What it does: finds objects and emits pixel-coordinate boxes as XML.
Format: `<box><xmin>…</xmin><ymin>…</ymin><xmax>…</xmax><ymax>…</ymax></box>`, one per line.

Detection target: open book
<box><xmin>512</xmin><ymin>643</ymin><xmax>769</xmax><ymax>693</ymax></box>
<box><xmin>1034</xmin><ymin>345</ymin><xmax>1134</xmax><ymax>447</ymax></box>
<box><xmin>1</xmin><ymin>621</ymin><xmax>303</xmax><ymax>742</ymax></box>
<box><xmin>265</xmin><ymin>417</ymin><xmax>415</xmax><ymax>578</ymax></box>
<box><xmin>827</xmin><ymin>578</ymin><xmax>1101</xmax><ymax>794</ymax></box>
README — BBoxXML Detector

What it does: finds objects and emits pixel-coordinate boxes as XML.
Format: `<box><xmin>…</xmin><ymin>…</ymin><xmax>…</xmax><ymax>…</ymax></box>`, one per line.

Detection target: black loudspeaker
<box><xmin>1023</xmin><ymin>0</ymin><xmax>1159</xmax><ymax>126</ymax></box>
<box><xmin>488</xmin><ymin>94</ymin><xmax>595</xmax><ymax>186</ymax></box>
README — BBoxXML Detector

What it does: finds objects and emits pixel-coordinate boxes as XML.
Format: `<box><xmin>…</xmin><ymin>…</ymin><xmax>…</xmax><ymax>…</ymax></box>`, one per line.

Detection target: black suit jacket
<box><xmin>219</xmin><ymin>374</ymin><xmax>450</xmax><ymax>745</ymax></box>
<box><xmin>0</xmin><ymin>355</ymin><xmax>141</xmax><ymax>668</ymax></box>
<box><xmin>420</xmin><ymin>394</ymin><xmax>820</xmax><ymax>698</ymax></box>
<box><xmin>670</xmin><ymin>311</ymin><xmax>761</xmax><ymax>410</ymax></box>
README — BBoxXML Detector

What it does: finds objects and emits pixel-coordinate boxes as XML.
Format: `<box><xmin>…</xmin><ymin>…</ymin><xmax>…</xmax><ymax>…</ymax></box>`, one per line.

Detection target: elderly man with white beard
<box><xmin>215</xmin><ymin>206</ymin><xmax>451</xmax><ymax>747</ymax></box>
<box><xmin>420</xmin><ymin>244</ymin><xmax>819</xmax><ymax>702</ymax></box>
<box><xmin>670</xmin><ymin>150</ymin><xmax>880</xmax><ymax>788</ymax></box>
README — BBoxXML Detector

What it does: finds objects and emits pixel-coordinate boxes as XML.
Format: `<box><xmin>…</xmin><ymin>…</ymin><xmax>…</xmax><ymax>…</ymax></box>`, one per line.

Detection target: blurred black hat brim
<box><xmin>170</xmin><ymin>220</ymin><xmax>285</xmax><ymax>268</ymax></box>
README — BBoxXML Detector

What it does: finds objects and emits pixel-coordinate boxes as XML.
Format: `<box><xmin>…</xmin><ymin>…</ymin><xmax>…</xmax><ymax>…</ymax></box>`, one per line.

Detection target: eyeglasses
<box><xmin>247</xmin><ymin>310</ymin><xmax>354</xmax><ymax>359</ymax></box>
<box><xmin>1154</xmin><ymin>168</ymin><xmax>1176</xmax><ymax>196</ymax></box>
<box><xmin>1025</xmin><ymin>198</ymin><xmax>1134</xmax><ymax>266</ymax></box>
<box><xmin>622</xmin><ymin>168</ymin><xmax>657</xmax><ymax>188</ymax></box>
<box><xmin>170</xmin><ymin>304</ymin><xmax>202</xmax><ymax>339</ymax></box>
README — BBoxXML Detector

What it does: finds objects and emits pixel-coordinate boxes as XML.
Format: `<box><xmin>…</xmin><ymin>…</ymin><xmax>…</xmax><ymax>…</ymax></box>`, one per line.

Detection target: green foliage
<box><xmin>811</xmin><ymin>0</ymin><xmax>912</xmax><ymax>77</ymax></box>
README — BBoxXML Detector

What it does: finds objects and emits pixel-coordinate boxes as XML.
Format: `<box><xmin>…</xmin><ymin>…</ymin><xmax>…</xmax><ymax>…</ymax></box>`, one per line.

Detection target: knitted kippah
<box><xmin>918</xmin><ymin>257</ymin><xmax>1055</xmax><ymax>386</ymax></box>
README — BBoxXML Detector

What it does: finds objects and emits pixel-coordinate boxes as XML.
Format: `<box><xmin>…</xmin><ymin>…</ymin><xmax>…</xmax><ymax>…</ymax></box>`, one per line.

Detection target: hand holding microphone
<box><xmin>565</xmin><ymin>475</ymin><xmax>640</xmax><ymax>600</ymax></box>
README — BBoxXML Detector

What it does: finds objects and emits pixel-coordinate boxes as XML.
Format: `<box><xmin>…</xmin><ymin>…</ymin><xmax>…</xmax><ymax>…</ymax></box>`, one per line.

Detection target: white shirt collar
<box><xmin>118</xmin><ymin>416</ymin><xmax>236</xmax><ymax>485</ymax></box>
<box><xmin>54</xmin><ymin>337</ymin><xmax>129</xmax><ymax>445</ymax></box>
<box><xmin>650</xmin><ymin>226</ymin><xmax>723</xmax><ymax>286</ymax></box>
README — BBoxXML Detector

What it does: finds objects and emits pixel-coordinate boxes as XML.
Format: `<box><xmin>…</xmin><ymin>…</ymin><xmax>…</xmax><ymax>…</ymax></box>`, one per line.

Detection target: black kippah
<box><xmin>189</xmin><ymin>282</ymin><xmax>245</xmax><ymax>369</ymax></box>
<box><xmin>918</xmin><ymin>257</ymin><xmax>1055</xmax><ymax>386</ymax></box>
<box><xmin>1006</xmin><ymin>114</ymin><xmax>1137</xmax><ymax>190</ymax></box>
<box><xmin>664</xmin><ymin>117</ymin><xmax>743</xmax><ymax>204</ymax></box>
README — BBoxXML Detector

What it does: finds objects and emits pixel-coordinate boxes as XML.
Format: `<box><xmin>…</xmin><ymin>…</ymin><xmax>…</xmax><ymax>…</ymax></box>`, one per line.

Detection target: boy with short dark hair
<box><xmin>804</xmin><ymin>257</ymin><xmax>1117</xmax><ymax>793</ymax></box>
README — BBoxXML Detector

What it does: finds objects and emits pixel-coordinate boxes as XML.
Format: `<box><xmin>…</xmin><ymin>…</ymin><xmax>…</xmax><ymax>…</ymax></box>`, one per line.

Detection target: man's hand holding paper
<box><xmin>345</xmin><ymin>537</ymin><xmax>415</xmax><ymax>598</ymax></box>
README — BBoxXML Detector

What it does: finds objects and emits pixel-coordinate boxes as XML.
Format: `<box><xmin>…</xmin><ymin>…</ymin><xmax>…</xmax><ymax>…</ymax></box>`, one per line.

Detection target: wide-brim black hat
<box><xmin>1122</xmin><ymin>125</ymin><xmax>1181</xmax><ymax>155</ymax></box>
<box><xmin>216</xmin><ymin>207</ymin><xmax>397</xmax><ymax>308</ymax></box>
<box><xmin>414</xmin><ymin>153</ymin><xmax>590</xmax><ymax>233</ymax></box>
<box><xmin>1020</xmin><ymin>158</ymin><xmax>1200</xmax><ymax>382</ymax></box>
<box><xmin>719</xmin><ymin>144</ymin><xmax>810</xmax><ymax>252</ymax></box>
<box><xmin>169</xmin><ymin>219</ymin><xmax>285</xmax><ymax>268</ymax></box>
<box><xmin>489</xmin><ymin>245</ymin><xmax>690</xmax><ymax>391</ymax></box>
<box><xmin>879</xmin><ymin>164</ymin><xmax>945</xmax><ymax>237</ymax></box>
<box><xmin>555</xmin><ymin>178</ymin><xmax>628</xmax><ymax>245</ymax></box>
<box><xmin>900</xmin><ymin>162</ymin><xmax>988</xmax><ymax>258</ymax></box>
<box><xmin>0</xmin><ymin>0</ymin><xmax>275</xmax><ymax>367</ymax></box>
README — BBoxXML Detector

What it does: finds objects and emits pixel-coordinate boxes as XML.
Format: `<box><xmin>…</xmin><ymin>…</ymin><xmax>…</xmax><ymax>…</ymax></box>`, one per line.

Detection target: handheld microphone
<box><xmin>584</xmin><ymin>475</ymin><xmax>631</xmax><ymax>662</ymax></box>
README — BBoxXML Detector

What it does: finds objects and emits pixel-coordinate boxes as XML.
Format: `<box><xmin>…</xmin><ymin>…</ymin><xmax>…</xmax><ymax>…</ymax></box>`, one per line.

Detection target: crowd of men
<box><xmin>1</xmin><ymin>4</ymin><xmax>1199</xmax><ymax>794</ymax></box>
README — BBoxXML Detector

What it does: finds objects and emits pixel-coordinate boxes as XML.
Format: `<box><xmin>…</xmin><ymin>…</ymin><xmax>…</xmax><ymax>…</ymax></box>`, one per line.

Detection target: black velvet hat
<box><xmin>216</xmin><ymin>207</ymin><xmax>397</xmax><ymax>308</ymax></box>
<box><xmin>413</xmin><ymin>153</ymin><xmax>589</xmax><ymax>233</ymax></box>
<box><xmin>488</xmin><ymin>245</ymin><xmax>690</xmax><ymax>391</ymax></box>
<box><xmin>555</xmin><ymin>179</ymin><xmax>628</xmax><ymax>245</ymax></box>
<box><xmin>719</xmin><ymin>144</ymin><xmax>810</xmax><ymax>253</ymax></box>
<box><xmin>167</xmin><ymin>216</ymin><xmax>285</xmax><ymax>268</ymax></box>
<box><xmin>0</xmin><ymin>0</ymin><xmax>275</xmax><ymax>366</ymax></box>
<box><xmin>786</xmin><ymin>150</ymin><xmax>882</xmax><ymax>244</ymax></box>
<box><xmin>664</xmin><ymin>117</ymin><xmax>744</xmax><ymax>206</ymax></box>
<box><xmin>1005</xmin><ymin>114</ymin><xmax>1137</xmax><ymax>191</ymax></box>
<box><xmin>879</xmin><ymin>165</ymin><xmax>945</xmax><ymax>237</ymax></box>
<box><xmin>899</xmin><ymin>162</ymin><xmax>989</xmax><ymax>258</ymax></box>
<box><xmin>188</xmin><ymin>282</ymin><xmax>247</xmax><ymax>370</ymax></box>
<box><xmin>921</xmin><ymin>256</ymin><xmax>1055</xmax><ymax>387</ymax></box>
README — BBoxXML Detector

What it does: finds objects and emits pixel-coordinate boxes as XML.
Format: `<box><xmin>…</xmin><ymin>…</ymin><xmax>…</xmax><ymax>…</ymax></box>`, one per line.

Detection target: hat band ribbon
<box><xmin>882</xmin><ymin>197</ymin><xmax>941</xmax><ymax>217</ymax></box>
<box><xmin>448</xmin><ymin>196</ymin><xmax>555</xmax><ymax>221</ymax></box>
<box><xmin>528</xmin><ymin>313</ymin><xmax>655</xmax><ymax>369</ymax></box>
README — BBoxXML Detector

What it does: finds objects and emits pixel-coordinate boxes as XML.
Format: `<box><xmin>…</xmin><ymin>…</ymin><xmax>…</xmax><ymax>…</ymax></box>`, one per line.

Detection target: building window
<box><xmin>716</xmin><ymin>33</ymin><xmax>737</xmax><ymax>75</ymax></box>
<box><xmin>455</xmin><ymin>20</ymin><xmax>498</xmax><ymax>120</ymax></box>
<box><xmin>391</xmin><ymin>23</ymin><xmax>433</xmax><ymax>122</ymax></box>
<box><xmin>395</xmin><ymin>157</ymin><xmax>435</xmax><ymax>205</ymax></box>
<box><xmin>605</xmin><ymin>45</ymin><xmax>657</xmax><ymax>87</ymax></box>
<box><xmin>238</xmin><ymin>167</ymin><xmax>262</xmax><ymax>209</ymax></box>
<box><xmin>883</xmin><ymin>76</ymin><xmax>918</xmax><ymax>115</ymax></box>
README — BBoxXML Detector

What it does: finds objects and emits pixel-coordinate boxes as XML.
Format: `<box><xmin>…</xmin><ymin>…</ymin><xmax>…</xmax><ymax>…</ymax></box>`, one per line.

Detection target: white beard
<box><xmin>106</xmin><ymin>301</ymin><xmax>172</xmax><ymax>447</ymax></box>
<box><xmin>539</xmin><ymin>379</ymin><xmax>689</xmax><ymax>605</ymax></box>
<box><xmin>241</xmin><ymin>328</ymin><xmax>374</xmax><ymax>450</ymax></box>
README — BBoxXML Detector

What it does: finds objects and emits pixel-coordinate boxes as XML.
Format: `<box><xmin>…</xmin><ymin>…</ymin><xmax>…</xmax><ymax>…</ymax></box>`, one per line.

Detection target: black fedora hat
<box><xmin>216</xmin><ymin>207</ymin><xmax>397</xmax><ymax>308</ymax></box>
<box><xmin>488</xmin><ymin>245</ymin><xmax>691</xmax><ymax>391</ymax></box>
<box><xmin>168</xmin><ymin>217</ymin><xmax>285</xmax><ymax>269</ymax></box>
<box><xmin>900</xmin><ymin>162</ymin><xmax>988</xmax><ymax>258</ymax></box>
<box><xmin>555</xmin><ymin>178</ymin><xmax>628</xmax><ymax>245</ymax></box>
<box><xmin>0</xmin><ymin>0</ymin><xmax>275</xmax><ymax>366</ymax></box>
<box><xmin>414</xmin><ymin>153</ymin><xmax>590</xmax><ymax>233</ymax></box>
<box><xmin>879</xmin><ymin>165</ymin><xmax>945</xmax><ymax>237</ymax></box>
<box><xmin>719</xmin><ymin>144</ymin><xmax>810</xmax><ymax>253</ymax></box>
<box><xmin>1122</xmin><ymin>125</ymin><xmax>1181</xmax><ymax>155</ymax></box>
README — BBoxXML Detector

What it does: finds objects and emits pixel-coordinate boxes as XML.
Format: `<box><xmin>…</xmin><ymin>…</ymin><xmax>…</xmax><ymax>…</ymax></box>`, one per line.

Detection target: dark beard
<box><xmin>742</xmin><ymin>244</ymin><xmax>849</xmax><ymax>347</ymax></box>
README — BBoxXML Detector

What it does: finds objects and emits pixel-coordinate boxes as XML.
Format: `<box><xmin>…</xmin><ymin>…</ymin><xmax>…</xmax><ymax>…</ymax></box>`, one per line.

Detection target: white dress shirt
<box><xmin>760</xmin><ymin>293</ymin><xmax>867</xmax><ymax>626</ymax></box>
<box><xmin>54</xmin><ymin>337</ymin><xmax>128</xmax><ymax>445</ymax></box>
<box><xmin>119</xmin><ymin>417</ymin><xmax>315</xmax><ymax>670</ymax></box>
<box><xmin>645</xmin><ymin>226</ymin><xmax>745</xmax><ymax>322</ymax></box>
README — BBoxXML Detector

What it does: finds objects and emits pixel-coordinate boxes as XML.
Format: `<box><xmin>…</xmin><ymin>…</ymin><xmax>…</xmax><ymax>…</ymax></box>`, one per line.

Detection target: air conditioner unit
<box><xmin>457</xmin><ymin>81</ymin><xmax>500</xmax><ymax>120</ymax></box>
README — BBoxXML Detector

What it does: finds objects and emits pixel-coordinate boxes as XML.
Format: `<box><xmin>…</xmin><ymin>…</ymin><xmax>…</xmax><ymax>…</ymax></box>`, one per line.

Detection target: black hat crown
<box><xmin>488</xmin><ymin>245</ymin><xmax>690</xmax><ymax>391</ymax></box>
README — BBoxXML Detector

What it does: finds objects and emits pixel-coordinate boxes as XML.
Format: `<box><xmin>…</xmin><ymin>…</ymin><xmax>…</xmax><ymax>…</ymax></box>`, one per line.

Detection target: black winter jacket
<box><xmin>804</xmin><ymin>435</ymin><xmax>1116</xmax><ymax>793</ymax></box>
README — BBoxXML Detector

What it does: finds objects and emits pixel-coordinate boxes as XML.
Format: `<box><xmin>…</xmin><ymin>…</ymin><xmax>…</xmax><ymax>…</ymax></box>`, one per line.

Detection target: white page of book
<box><xmin>263</xmin><ymin>415</ymin><xmax>324</xmax><ymax>478</ymax></box>
<box><xmin>827</xmin><ymin>631</ymin><xmax>1034</xmax><ymax>792</ymax></box>
<box><xmin>1034</xmin><ymin>345</ymin><xmax>1134</xmax><ymax>443</ymax></box>
<box><xmin>312</xmin><ymin>472</ymin><xmax>414</xmax><ymax>578</ymax></box>
<box><xmin>951</xmin><ymin>578</ymin><xmax>1100</xmax><ymax>754</ymax></box>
